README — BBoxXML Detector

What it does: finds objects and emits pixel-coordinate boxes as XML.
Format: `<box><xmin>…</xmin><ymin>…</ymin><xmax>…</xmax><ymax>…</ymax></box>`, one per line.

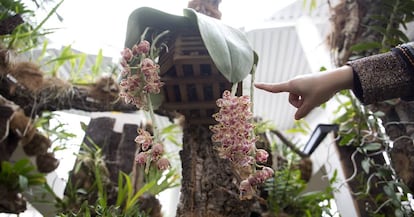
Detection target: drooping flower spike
<box><xmin>210</xmin><ymin>89</ymin><xmax>273</xmax><ymax>200</ymax></box>
<box><xmin>119</xmin><ymin>38</ymin><xmax>169</xmax><ymax>172</ymax></box>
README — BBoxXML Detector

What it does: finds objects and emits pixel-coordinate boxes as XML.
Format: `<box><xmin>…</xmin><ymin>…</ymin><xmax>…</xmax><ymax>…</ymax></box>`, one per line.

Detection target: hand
<box><xmin>254</xmin><ymin>66</ymin><xmax>353</xmax><ymax>120</ymax></box>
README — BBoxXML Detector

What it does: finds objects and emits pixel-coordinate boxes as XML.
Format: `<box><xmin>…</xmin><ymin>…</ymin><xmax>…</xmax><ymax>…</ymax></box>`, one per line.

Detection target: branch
<box><xmin>0</xmin><ymin>75</ymin><xmax>137</xmax><ymax>116</ymax></box>
<box><xmin>269</xmin><ymin>129</ymin><xmax>307</xmax><ymax>158</ymax></box>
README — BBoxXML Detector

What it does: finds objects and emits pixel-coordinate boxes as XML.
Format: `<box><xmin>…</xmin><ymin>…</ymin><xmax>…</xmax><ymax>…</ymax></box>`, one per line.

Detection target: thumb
<box><xmin>254</xmin><ymin>82</ymin><xmax>289</xmax><ymax>93</ymax></box>
<box><xmin>294</xmin><ymin>102</ymin><xmax>314</xmax><ymax>120</ymax></box>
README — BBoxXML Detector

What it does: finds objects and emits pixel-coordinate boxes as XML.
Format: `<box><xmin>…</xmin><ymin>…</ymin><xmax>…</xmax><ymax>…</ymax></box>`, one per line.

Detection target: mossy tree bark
<box><xmin>176</xmin><ymin>124</ymin><xmax>255</xmax><ymax>217</ymax></box>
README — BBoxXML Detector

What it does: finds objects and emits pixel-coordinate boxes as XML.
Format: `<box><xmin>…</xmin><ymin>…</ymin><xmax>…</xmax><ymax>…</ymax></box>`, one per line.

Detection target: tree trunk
<box><xmin>174</xmin><ymin>2</ymin><xmax>259</xmax><ymax>215</ymax></box>
<box><xmin>176</xmin><ymin>124</ymin><xmax>255</xmax><ymax>217</ymax></box>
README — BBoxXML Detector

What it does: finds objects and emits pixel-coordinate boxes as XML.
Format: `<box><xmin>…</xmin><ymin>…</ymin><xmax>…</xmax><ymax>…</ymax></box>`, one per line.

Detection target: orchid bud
<box><xmin>135</xmin><ymin>152</ymin><xmax>148</xmax><ymax>164</ymax></box>
<box><xmin>134</xmin><ymin>40</ymin><xmax>150</xmax><ymax>54</ymax></box>
<box><xmin>121</xmin><ymin>48</ymin><xmax>133</xmax><ymax>62</ymax></box>
<box><xmin>157</xmin><ymin>158</ymin><xmax>170</xmax><ymax>170</ymax></box>
<box><xmin>151</xmin><ymin>143</ymin><xmax>164</xmax><ymax>160</ymax></box>
<box><xmin>255</xmin><ymin>149</ymin><xmax>269</xmax><ymax>163</ymax></box>
<box><xmin>239</xmin><ymin>179</ymin><xmax>254</xmax><ymax>200</ymax></box>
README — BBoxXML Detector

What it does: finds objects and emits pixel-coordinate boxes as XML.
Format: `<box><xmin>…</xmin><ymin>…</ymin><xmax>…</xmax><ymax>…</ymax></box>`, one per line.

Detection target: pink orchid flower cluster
<box><xmin>134</xmin><ymin>128</ymin><xmax>170</xmax><ymax>171</ymax></box>
<box><xmin>119</xmin><ymin>40</ymin><xmax>164</xmax><ymax>110</ymax></box>
<box><xmin>119</xmin><ymin>40</ymin><xmax>169</xmax><ymax>171</ymax></box>
<box><xmin>210</xmin><ymin>90</ymin><xmax>274</xmax><ymax>199</ymax></box>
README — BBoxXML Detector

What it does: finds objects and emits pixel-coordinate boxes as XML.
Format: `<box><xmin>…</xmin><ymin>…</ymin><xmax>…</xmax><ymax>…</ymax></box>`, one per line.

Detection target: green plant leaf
<box><xmin>350</xmin><ymin>41</ymin><xmax>382</xmax><ymax>52</ymax></box>
<box><xmin>27</xmin><ymin>174</ymin><xmax>46</xmax><ymax>185</ymax></box>
<box><xmin>362</xmin><ymin>142</ymin><xmax>382</xmax><ymax>152</ymax></box>
<box><xmin>183</xmin><ymin>8</ymin><xmax>253</xmax><ymax>83</ymax></box>
<box><xmin>91</xmin><ymin>49</ymin><xmax>103</xmax><ymax>77</ymax></box>
<box><xmin>31</xmin><ymin>0</ymin><xmax>64</xmax><ymax>33</ymax></box>
<box><xmin>116</xmin><ymin>172</ymin><xmax>130</xmax><ymax>207</ymax></box>
<box><xmin>94</xmin><ymin>163</ymin><xmax>107</xmax><ymax>208</ymax></box>
<box><xmin>339</xmin><ymin>133</ymin><xmax>354</xmax><ymax>146</ymax></box>
<box><xmin>361</xmin><ymin>158</ymin><xmax>371</xmax><ymax>174</ymax></box>
<box><xmin>125</xmin><ymin>179</ymin><xmax>156</xmax><ymax>211</ymax></box>
<box><xmin>18</xmin><ymin>175</ymin><xmax>29</xmax><ymax>190</ymax></box>
<box><xmin>1</xmin><ymin>161</ymin><xmax>13</xmax><ymax>173</ymax></box>
<box><xmin>124</xmin><ymin>172</ymin><xmax>134</xmax><ymax>208</ymax></box>
<box><xmin>13</xmin><ymin>158</ymin><xmax>31</xmax><ymax>173</ymax></box>
<box><xmin>124</xmin><ymin>7</ymin><xmax>192</xmax><ymax>49</ymax></box>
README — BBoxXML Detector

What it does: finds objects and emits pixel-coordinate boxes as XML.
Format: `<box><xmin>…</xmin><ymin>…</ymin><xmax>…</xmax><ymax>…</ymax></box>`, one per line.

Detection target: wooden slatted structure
<box><xmin>158</xmin><ymin>29</ymin><xmax>241</xmax><ymax>125</ymax></box>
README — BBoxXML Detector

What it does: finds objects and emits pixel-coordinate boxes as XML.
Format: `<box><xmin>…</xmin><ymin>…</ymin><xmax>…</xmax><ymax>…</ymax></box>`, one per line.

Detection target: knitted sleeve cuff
<box><xmin>347</xmin><ymin>50</ymin><xmax>414</xmax><ymax>104</ymax></box>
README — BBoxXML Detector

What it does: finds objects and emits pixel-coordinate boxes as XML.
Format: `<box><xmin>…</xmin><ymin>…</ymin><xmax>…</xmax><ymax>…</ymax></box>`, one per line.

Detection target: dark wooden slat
<box><xmin>161</xmin><ymin>75</ymin><xmax>228</xmax><ymax>84</ymax></box>
<box><xmin>161</xmin><ymin>101</ymin><xmax>217</xmax><ymax>110</ymax></box>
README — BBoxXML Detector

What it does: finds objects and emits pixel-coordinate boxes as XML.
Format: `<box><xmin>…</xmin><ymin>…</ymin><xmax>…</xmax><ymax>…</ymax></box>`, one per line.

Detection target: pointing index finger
<box><xmin>254</xmin><ymin>82</ymin><xmax>290</xmax><ymax>93</ymax></box>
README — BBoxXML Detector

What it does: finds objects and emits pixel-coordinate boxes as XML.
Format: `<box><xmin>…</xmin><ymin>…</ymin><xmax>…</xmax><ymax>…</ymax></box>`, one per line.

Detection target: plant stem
<box><xmin>150</xmin><ymin>30</ymin><xmax>170</xmax><ymax>59</ymax></box>
<box><xmin>146</xmin><ymin>93</ymin><xmax>160</xmax><ymax>142</ymax></box>
<box><xmin>231</xmin><ymin>82</ymin><xmax>238</xmax><ymax>96</ymax></box>
<box><xmin>381</xmin><ymin>0</ymin><xmax>400</xmax><ymax>49</ymax></box>
<box><xmin>250</xmin><ymin>64</ymin><xmax>257</xmax><ymax>115</ymax></box>
<box><xmin>145</xmin><ymin>93</ymin><xmax>160</xmax><ymax>174</ymax></box>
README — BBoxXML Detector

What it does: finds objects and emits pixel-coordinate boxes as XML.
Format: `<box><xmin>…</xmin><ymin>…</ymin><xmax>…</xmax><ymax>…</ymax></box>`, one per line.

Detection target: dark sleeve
<box><xmin>346</xmin><ymin>42</ymin><xmax>414</xmax><ymax>104</ymax></box>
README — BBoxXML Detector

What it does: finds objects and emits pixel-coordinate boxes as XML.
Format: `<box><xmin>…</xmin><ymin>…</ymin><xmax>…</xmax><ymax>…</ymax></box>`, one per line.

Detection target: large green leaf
<box><xmin>124</xmin><ymin>7</ymin><xmax>254</xmax><ymax>83</ymax></box>
<box><xmin>183</xmin><ymin>8</ymin><xmax>254</xmax><ymax>83</ymax></box>
<box><xmin>124</xmin><ymin>7</ymin><xmax>192</xmax><ymax>49</ymax></box>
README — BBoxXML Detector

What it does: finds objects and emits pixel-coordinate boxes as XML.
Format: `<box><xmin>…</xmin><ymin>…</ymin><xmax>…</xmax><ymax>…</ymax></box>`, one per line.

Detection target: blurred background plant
<box><xmin>265</xmin><ymin>168</ymin><xmax>337</xmax><ymax>217</ymax></box>
<box><xmin>0</xmin><ymin>159</ymin><xmax>46</xmax><ymax>213</ymax></box>
<box><xmin>253</xmin><ymin>118</ymin><xmax>339</xmax><ymax>217</ymax></box>
<box><xmin>0</xmin><ymin>0</ymin><xmax>63</xmax><ymax>52</ymax></box>
<box><xmin>53</xmin><ymin>122</ymin><xmax>181</xmax><ymax>217</ymax></box>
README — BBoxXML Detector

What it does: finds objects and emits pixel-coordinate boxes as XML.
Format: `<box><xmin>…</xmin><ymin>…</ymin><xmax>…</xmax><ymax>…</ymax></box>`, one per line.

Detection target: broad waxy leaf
<box><xmin>183</xmin><ymin>8</ymin><xmax>254</xmax><ymax>82</ymax></box>
<box><xmin>124</xmin><ymin>7</ymin><xmax>192</xmax><ymax>49</ymax></box>
<box><xmin>125</xmin><ymin>7</ymin><xmax>254</xmax><ymax>83</ymax></box>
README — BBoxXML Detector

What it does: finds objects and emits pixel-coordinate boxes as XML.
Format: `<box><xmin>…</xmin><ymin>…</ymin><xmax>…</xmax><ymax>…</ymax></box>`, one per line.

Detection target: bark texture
<box><xmin>176</xmin><ymin>124</ymin><xmax>255</xmax><ymax>217</ymax></box>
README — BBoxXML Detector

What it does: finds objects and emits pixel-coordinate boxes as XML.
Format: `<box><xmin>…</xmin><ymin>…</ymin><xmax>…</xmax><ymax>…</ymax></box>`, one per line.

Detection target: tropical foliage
<box><xmin>266</xmin><ymin>168</ymin><xmax>337</xmax><ymax>217</ymax></box>
<box><xmin>330</xmin><ymin>0</ymin><xmax>414</xmax><ymax>215</ymax></box>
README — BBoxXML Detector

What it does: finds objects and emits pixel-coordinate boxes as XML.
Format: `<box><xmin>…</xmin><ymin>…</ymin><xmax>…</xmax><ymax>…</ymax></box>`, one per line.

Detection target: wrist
<box><xmin>321</xmin><ymin>65</ymin><xmax>354</xmax><ymax>93</ymax></box>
